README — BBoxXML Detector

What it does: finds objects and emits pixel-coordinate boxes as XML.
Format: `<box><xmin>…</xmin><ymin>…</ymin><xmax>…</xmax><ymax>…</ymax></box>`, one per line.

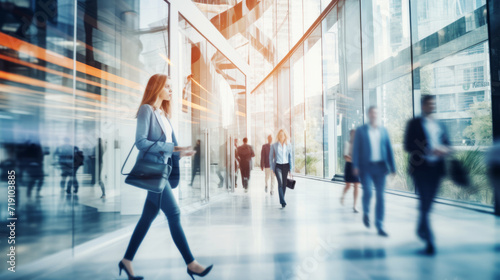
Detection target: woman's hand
<box><xmin>352</xmin><ymin>168</ymin><xmax>359</xmax><ymax>176</ymax></box>
<box><xmin>179</xmin><ymin>149</ymin><xmax>196</xmax><ymax>158</ymax></box>
<box><xmin>174</xmin><ymin>146</ymin><xmax>192</xmax><ymax>152</ymax></box>
<box><xmin>288</xmin><ymin>172</ymin><xmax>293</xmax><ymax>179</ymax></box>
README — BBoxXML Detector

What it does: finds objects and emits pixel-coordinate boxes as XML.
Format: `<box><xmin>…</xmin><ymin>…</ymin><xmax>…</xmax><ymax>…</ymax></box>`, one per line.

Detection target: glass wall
<box><xmin>360</xmin><ymin>0</ymin><xmax>413</xmax><ymax>191</ymax></box>
<box><xmin>0</xmin><ymin>0</ymin><xmax>246</xmax><ymax>270</ymax></box>
<box><xmin>291</xmin><ymin>46</ymin><xmax>305</xmax><ymax>174</ymax></box>
<box><xmin>249</xmin><ymin>0</ymin><xmax>495</xmax><ymax>206</ymax></box>
<box><xmin>411</xmin><ymin>0</ymin><xmax>492</xmax><ymax>203</ymax></box>
<box><xmin>194</xmin><ymin>0</ymin><xmax>330</xmax><ymax>90</ymax></box>
<box><xmin>304</xmin><ymin>26</ymin><xmax>323</xmax><ymax>176</ymax></box>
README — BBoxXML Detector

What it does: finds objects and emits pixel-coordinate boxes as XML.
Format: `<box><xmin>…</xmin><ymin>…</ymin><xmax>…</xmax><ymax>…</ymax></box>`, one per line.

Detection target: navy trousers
<box><xmin>274</xmin><ymin>163</ymin><xmax>289</xmax><ymax>205</ymax></box>
<box><xmin>124</xmin><ymin>184</ymin><xmax>194</xmax><ymax>264</ymax></box>
<box><xmin>359</xmin><ymin>162</ymin><xmax>388</xmax><ymax>230</ymax></box>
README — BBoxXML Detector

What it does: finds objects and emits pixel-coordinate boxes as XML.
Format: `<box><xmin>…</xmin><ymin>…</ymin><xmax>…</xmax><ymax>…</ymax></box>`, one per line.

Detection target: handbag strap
<box><xmin>121</xmin><ymin>131</ymin><xmax>164</xmax><ymax>176</ymax></box>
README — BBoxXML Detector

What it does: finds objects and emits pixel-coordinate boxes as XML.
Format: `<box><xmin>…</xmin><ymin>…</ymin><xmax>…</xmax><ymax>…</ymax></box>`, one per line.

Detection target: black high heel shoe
<box><xmin>187</xmin><ymin>264</ymin><xmax>213</xmax><ymax>280</ymax></box>
<box><xmin>119</xmin><ymin>261</ymin><xmax>144</xmax><ymax>280</ymax></box>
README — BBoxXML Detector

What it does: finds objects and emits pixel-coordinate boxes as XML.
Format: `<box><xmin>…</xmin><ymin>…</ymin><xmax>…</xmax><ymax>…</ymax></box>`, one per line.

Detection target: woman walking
<box><xmin>340</xmin><ymin>129</ymin><xmax>360</xmax><ymax>213</ymax></box>
<box><xmin>119</xmin><ymin>74</ymin><xmax>213</xmax><ymax>280</ymax></box>
<box><xmin>269</xmin><ymin>129</ymin><xmax>294</xmax><ymax>208</ymax></box>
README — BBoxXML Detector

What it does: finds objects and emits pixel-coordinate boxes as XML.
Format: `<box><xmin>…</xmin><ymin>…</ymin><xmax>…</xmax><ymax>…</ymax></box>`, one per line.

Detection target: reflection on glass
<box><xmin>304</xmin><ymin>26</ymin><xmax>323</xmax><ymax>177</ymax></box>
<box><xmin>178</xmin><ymin>16</ymin><xmax>245</xmax><ymax>202</ymax></box>
<box><xmin>245</xmin><ymin>0</ymin><xmax>493</xmax><ymax>206</ymax></box>
<box><xmin>277</xmin><ymin>0</ymin><xmax>290</xmax><ymax>61</ymax></box>
<box><xmin>290</xmin><ymin>0</ymin><xmax>304</xmax><ymax>48</ymax></box>
<box><xmin>361</xmin><ymin>0</ymin><xmax>413</xmax><ymax>192</ymax></box>
<box><xmin>0</xmin><ymin>1</ymin><xmax>247</xmax><ymax>270</ymax></box>
<box><xmin>336</xmin><ymin>0</ymin><xmax>363</xmax><ymax>176</ymax></box>
<box><xmin>291</xmin><ymin>46</ymin><xmax>305</xmax><ymax>174</ymax></box>
<box><xmin>416</xmin><ymin>43</ymin><xmax>492</xmax><ymax>203</ymax></box>
<box><xmin>0</xmin><ymin>0</ymin><xmax>171</xmax><ymax>268</ymax></box>
<box><xmin>322</xmin><ymin>5</ymin><xmax>340</xmax><ymax>179</ymax></box>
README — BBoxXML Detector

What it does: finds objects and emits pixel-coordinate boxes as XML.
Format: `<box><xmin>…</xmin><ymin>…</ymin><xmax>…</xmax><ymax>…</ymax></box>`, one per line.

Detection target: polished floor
<box><xmin>0</xmin><ymin>164</ymin><xmax>227</xmax><ymax>271</ymax></box>
<box><xmin>4</xmin><ymin>171</ymin><xmax>500</xmax><ymax>280</ymax></box>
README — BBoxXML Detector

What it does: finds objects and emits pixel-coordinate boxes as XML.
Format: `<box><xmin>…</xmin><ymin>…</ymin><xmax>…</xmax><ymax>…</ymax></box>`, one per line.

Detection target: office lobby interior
<box><xmin>0</xmin><ymin>0</ymin><xmax>499</xmax><ymax>279</ymax></box>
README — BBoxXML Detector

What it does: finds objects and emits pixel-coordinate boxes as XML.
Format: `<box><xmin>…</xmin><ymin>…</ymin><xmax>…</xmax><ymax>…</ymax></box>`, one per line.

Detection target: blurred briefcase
<box><xmin>449</xmin><ymin>158</ymin><xmax>470</xmax><ymax>188</ymax></box>
<box><xmin>286</xmin><ymin>178</ymin><xmax>296</xmax><ymax>189</ymax></box>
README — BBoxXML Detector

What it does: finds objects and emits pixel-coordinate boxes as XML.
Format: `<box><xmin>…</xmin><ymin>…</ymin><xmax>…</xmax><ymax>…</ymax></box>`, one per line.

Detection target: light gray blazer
<box><xmin>269</xmin><ymin>142</ymin><xmax>294</xmax><ymax>172</ymax></box>
<box><xmin>135</xmin><ymin>104</ymin><xmax>179</xmax><ymax>164</ymax></box>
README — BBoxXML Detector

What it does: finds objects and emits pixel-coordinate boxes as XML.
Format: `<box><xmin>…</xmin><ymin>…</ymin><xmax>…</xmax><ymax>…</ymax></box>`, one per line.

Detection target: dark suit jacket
<box><xmin>237</xmin><ymin>144</ymin><xmax>255</xmax><ymax>163</ymax></box>
<box><xmin>404</xmin><ymin>117</ymin><xmax>450</xmax><ymax>176</ymax></box>
<box><xmin>352</xmin><ymin>124</ymin><xmax>396</xmax><ymax>174</ymax></box>
<box><xmin>261</xmin><ymin>143</ymin><xmax>271</xmax><ymax>168</ymax></box>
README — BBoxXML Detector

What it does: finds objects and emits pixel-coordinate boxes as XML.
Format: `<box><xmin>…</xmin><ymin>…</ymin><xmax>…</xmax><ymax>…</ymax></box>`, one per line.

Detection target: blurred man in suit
<box><xmin>352</xmin><ymin>106</ymin><xmax>396</xmax><ymax>237</ymax></box>
<box><xmin>404</xmin><ymin>95</ymin><xmax>451</xmax><ymax>255</ymax></box>
<box><xmin>261</xmin><ymin>135</ymin><xmax>275</xmax><ymax>194</ymax></box>
<box><xmin>237</xmin><ymin>137</ymin><xmax>255</xmax><ymax>192</ymax></box>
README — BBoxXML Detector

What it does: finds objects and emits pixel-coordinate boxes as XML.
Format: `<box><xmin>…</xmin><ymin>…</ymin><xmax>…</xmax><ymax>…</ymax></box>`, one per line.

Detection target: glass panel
<box><xmin>178</xmin><ymin>16</ymin><xmax>205</xmax><ymax>203</ymax></box>
<box><xmin>360</xmin><ymin>0</ymin><xmax>413</xmax><ymax>192</ymax></box>
<box><xmin>265</xmin><ymin>76</ymin><xmax>275</xmax><ymax>142</ymax></box>
<box><xmin>289</xmin><ymin>0</ymin><xmax>304</xmax><ymax>47</ymax></box>
<box><xmin>277</xmin><ymin>0</ymin><xmax>290</xmax><ymax>61</ymax></box>
<box><xmin>277</xmin><ymin>60</ymin><xmax>291</xmax><ymax>133</ymax></box>
<box><xmin>260</xmin><ymin>2</ymin><xmax>275</xmax><ymax>73</ymax></box>
<box><xmin>322</xmin><ymin>0</ymin><xmax>332</xmax><ymax>11</ymax></box>
<box><xmin>0</xmin><ymin>0</ymin><xmax>76</xmax><ymax>267</ymax></box>
<box><xmin>290</xmin><ymin>45</ymin><xmax>305</xmax><ymax>174</ymax></box>
<box><xmin>303</xmin><ymin>0</ymin><xmax>321</xmax><ymax>32</ymax></box>
<box><xmin>322</xmin><ymin>4</ymin><xmax>339</xmax><ymax>179</ymax></box>
<box><xmin>304</xmin><ymin>26</ymin><xmax>323</xmax><ymax>176</ymax></box>
<box><xmin>252</xmin><ymin>86</ymin><xmax>266</xmax><ymax>171</ymax></box>
<box><xmin>411</xmin><ymin>0</ymin><xmax>486</xmax><ymax>41</ymax></box>
<box><xmin>417</xmin><ymin>43</ymin><xmax>492</xmax><ymax>204</ymax></box>
<box><xmin>210</xmin><ymin>48</ymin><xmax>244</xmax><ymax>194</ymax></box>
<box><xmin>411</xmin><ymin>1</ymin><xmax>492</xmax><ymax>205</ymax></box>
<box><xmin>337</xmin><ymin>0</ymin><xmax>363</xmax><ymax>175</ymax></box>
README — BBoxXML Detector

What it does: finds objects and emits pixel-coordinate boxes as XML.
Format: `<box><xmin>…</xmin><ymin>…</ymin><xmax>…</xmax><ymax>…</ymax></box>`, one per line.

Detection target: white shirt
<box><xmin>344</xmin><ymin>141</ymin><xmax>352</xmax><ymax>163</ymax></box>
<box><xmin>276</xmin><ymin>143</ymin><xmax>289</xmax><ymax>164</ymax></box>
<box><xmin>368</xmin><ymin>125</ymin><xmax>382</xmax><ymax>162</ymax></box>
<box><xmin>343</xmin><ymin>141</ymin><xmax>351</xmax><ymax>157</ymax></box>
<box><xmin>158</xmin><ymin>109</ymin><xmax>173</xmax><ymax>143</ymax></box>
<box><xmin>422</xmin><ymin>116</ymin><xmax>442</xmax><ymax>162</ymax></box>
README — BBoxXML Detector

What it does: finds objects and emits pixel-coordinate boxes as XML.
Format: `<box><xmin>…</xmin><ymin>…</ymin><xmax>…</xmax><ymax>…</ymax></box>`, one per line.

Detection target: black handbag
<box><xmin>286</xmin><ymin>178</ymin><xmax>296</xmax><ymax>189</ymax></box>
<box><xmin>121</xmin><ymin>132</ymin><xmax>172</xmax><ymax>193</ymax></box>
<box><xmin>167</xmin><ymin>154</ymin><xmax>180</xmax><ymax>189</ymax></box>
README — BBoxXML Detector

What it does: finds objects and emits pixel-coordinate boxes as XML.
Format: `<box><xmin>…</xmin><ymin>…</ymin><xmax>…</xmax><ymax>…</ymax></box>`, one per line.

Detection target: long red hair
<box><xmin>136</xmin><ymin>74</ymin><xmax>172</xmax><ymax>118</ymax></box>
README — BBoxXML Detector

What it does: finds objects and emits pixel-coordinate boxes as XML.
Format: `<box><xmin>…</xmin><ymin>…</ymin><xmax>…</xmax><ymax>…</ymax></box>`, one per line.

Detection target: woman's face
<box><xmin>159</xmin><ymin>79</ymin><xmax>173</xmax><ymax>101</ymax></box>
<box><xmin>278</xmin><ymin>132</ymin><xmax>285</xmax><ymax>142</ymax></box>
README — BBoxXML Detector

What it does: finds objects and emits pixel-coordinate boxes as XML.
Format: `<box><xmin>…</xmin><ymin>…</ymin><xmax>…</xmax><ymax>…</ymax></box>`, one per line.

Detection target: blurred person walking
<box><xmin>234</xmin><ymin>138</ymin><xmax>239</xmax><ymax>188</ymax></box>
<box><xmin>261</xmin><ymin>135</ymin><xmax>275</xmax><ymax>194</ymax></box>
<box><xmin>188</xmin><ymin>139</ymin><xmax>201</xmax><ymax>186</ymax></box>
<box><xmin>23</xmin><ymin>141</ymin><xmax>45</xmax><ymax>198</ymax></box>
<box><xmin>269</xmin><ymin>129</ymin><xmax>294</xmax><ymax>208</ymax></box>
<box><xmin>352</xmin><ymin>106</ymin><xmax>396</xmax><ymax>237</ymax></box>
<box><xmin>404</xmin><ymin>95</ymin><xmax>451</xmax><ymax>255</ymax></box>
<box><xmin>55</xmin><ymin>138</ymin><xmax>84</xmax><ymax>194</ymax></box>
<box><xmin>340</xmin><ymin>129</ymin><xmax>360</xmax><ymax>213</ymax></box>
<box><xmin>97</xmin><ymin>137</ymin><xmax>106</xmax><ymax>198</ymax></box>
<box><xmin>216</xmin><ymin>141</ymin><xmax>226</xmax><ymax>188</ymax></box>
<box><xmin>237</xmin><ymin>137</ymin><xmax>255</xmax><ymax>192</ymax></box>
<box><xmin>120</xmin><ymin>74</ymin><xmax>212</xmax><ymax>280</ymax></box>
